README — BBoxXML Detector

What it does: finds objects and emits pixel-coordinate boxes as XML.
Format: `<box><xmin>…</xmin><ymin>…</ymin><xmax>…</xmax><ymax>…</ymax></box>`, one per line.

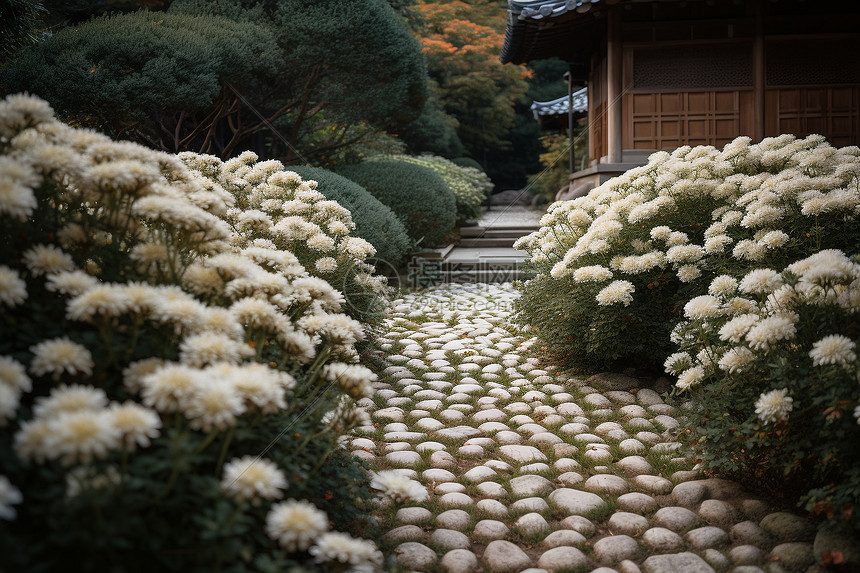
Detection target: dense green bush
<box><xmin>289</xmin><ymin>166</ymin><xmax>412</xmax><ymax>265</ymax></box>
<box><xmin>451</xmin><ymin>157</ymin><xmax>483</xmax><ymax>171</ymax></box>
<box><xmin>0</xmin><ymin>95</ymin><xmax>386</xmax><ymax>571</ymax></box>
<box><xmin>336</xmin><ymin>159</ymin><xmax>456</xmax><ymax>247</ymax></box>
<box><xmin>516</xmin><ymin>133</ymin><xmax>860</xmax><ymax>535</ymax></box>
<box><xmin>669</xmin><ymin>251</ymin><xmax>860</xmax><ymax>535</ymax></box>
<box><xmin>515</xmin><ymin>134</ymin><xmax>860</xmax><ymax>372</ymax></box>
<box><xmin>374</xmin><ymin>154</ymin><xmax>492</xmax><ymax>221</ymax></box>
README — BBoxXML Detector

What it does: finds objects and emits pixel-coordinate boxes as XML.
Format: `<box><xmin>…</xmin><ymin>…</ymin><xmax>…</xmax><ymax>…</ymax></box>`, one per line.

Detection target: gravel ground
<box><xmin>352</xmin><ymin>283</ymin><xmax>823</xmax><ymax>573</ymax></box>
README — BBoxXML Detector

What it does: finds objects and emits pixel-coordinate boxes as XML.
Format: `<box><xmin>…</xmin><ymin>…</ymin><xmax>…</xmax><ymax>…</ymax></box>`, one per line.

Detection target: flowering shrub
<box><xmin>376</xmin><ymin>153</ymin><xmax>492</xmax><ymax>221</ymax></box>
<box><xmin>178</xmin><ymin>152</ymin><xmax>390</xmax><ymax>322</ymax></box>
<box><xmin>0</xmin><ymin>94</ymin><xmax>384</xmax><ymax>571</ymax></box>
<box><xmin>515</xmin><ymin>134</ymin><xmax>860</xmax><ymax>372</ymax></box>
<box><xmin>289</xmin><ymin>165</ymin><xmax>413</xmax><ymax>265</ymax></box>
<box><xmin>336</xmin><ymin>158</ymin><xmax>457</xmax><ymax>247</ymax></box>
<box><xmin>669</xmin><ymin>250</ymin><xmax>860</xmax><ymax>534</ymax></box>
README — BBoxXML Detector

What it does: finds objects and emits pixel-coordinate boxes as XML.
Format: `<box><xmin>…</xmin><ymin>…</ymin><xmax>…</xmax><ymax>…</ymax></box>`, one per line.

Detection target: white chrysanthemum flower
<box><xmin>29</xmin><ymin>337</ymin><xmax>94</xmax><ymax>380</ymax></box>
<box><xmin>726</xmin><ymin>297</ymin><xmax>758</xmax><ymax>316</ymax></box>
<box><xmin>718</xmin><ymin>314</ymin><xmax>760</xmax><ymax>343</ymax></box>
<box><xmin>704</xmin><ymin>234</ymin><xmax>733</xmax><ymax>254</ymax></box>
<box><xmin>718</xmin><ymin>346</ymin><xmax>756</xmax><ymax>374</ymax></box>
<box><xmin>265</xmin><ymin>499</ymin><xmax>329</xmax><ymax>551</ymax></box>
<box><xmin>676</xmin><ymin>365</ymin><xmax>705</xmax><ymax>390</ymax></box>
<box><xmin>666</xmin><ymin>231</ymin><xmax>689</xmax><ymax>247</ymax></box>
<box><xmin>595</xmin><ymin>280</ymin><xmax>635</xmax><ymax>307</ymax></box>
<box><xmin>0</xmin><ymin>384</ymin><xmax>19</xmax><ymax>426</ymax></box>
<box><xmin>666</xmin><ymin>245</ymin><xmax>703</xmax><ymax>264</ymax></box>
<box><xmin>745</xmin><ymin>313</ymin><xmax>797</xmax><ymax>350</ymax></box>
<box><xmin>108</xmin><ymin>401</ymin><xmax>161</xmax><ymax>449</ymax></box>
<box><xmin>225</xmin><ymin>362</ymin><xmax>290</xmax><ymax>413</ymax></box>
<box><xmin>0</xmin><ymin>265</ymin><xmax>27</xmax><ymax>307</ymax></box>
<box><xmin>809</xmin><ymin>334</ymin><xmax>857</xmax><ymax>367</ymax></box>
<box><xmin>732</xmin><ymin>239</ymin><xmax>767</xmax><ymax>261</ymax></box>
<box><xmin>221</xmin><ymin>456</ymin><xmax>288</xmax><ymax>506</ymax></box>
<box><xmin>44</xmin><ymin>409</ymin><xmax>121</xmax><ymax>465</ymax></box>
<box><xmin>739</xmin><ymin>269</ymin><xmax>783</xmax><ymax>295</ymax></box>
<box><xmin>855</xmin><ymin>404</ymin><xmax>860</xmax><ymax>425</ymax></box>
<box><xmin>230</xmin><ymin>297</ymin><xmax>281</xmax><ymax>332</ymax></box>
<box><xmin>33</xmin><ymin>383</ymin><xmax>107</xmax><ymax>418</ymax></box>
<box><xmin>179</xmin><ymin>332</ymin><xmax>250</xmax><ymax>367</ymax></box>
<box><xmin>323</xmin><ymin>362</ymin><xmax>377</xmax><ymax>400</ymax></box>
<box><xmin>0</xmin><ymin>475</ymin><xmax>23</xmax><ymax>520</ymax></box>
<box><xmin>709</xmin><ymin>275</ymin><xmax>738</xmax><ymax>298</ymax></box>
<box><xmin>307</xmin><ymin>233</ymin><xmax>336</xmax><ymax>252</ymax></box>
<box><xmin>140</xmin><ymin>363</ymin><xmax>201</xmax><ymax>412</ymax></box>
<box><xmin>66</xmin><ymin>284</ymin><xmax>135</xmax><ymax>322</ymax></box>
<box><xmin>298</xmin><ymin>313</ymin><xmax>363</xmax><ymax>345</ymax></box>
<box><xmin>0</xmin><ymin>157</ymin><xmax>39</xmax><ymax>220</ymax></box>
<box><xmin>684</xmin><ymin>295</ymin><xmax>723</xmax><ymax>320</ymax></box>
<box><xmin>314</xmin><ymin>257</ymin><xmax>338</xmax><ymax>273</ymax></box>
<box><xmin>370</xmin><ymin>470</ymin><xmax>428</xmax><ymax>503</ymax></box>
<box><xmin>309</xmin><ymin>532</ymin><xmax>383</xmax><ymax>568</ymax></box>
<box><xmin>572</xmin><ymin>265</ymin><xmax>613</xmax><ymax>283</ymax></box>
<box><xmin>182</xmin><ymin>263</ymin><xmax>225</xmax><ymax>296</ymax></box>
<box><xmin>22</xmin><ymin>244</ymin><xmax>76</xmax><ymax>277</ymax></box>
<box><xmin>342</xmin><ymin>237</ymin><xmax>376</xmax><ymax>259</ymax></box>
<box><xmin>46</xmin><ymin>270</ymin><xmax>100</xmax><ymax>297</ymax></box>
<box><xmin>664</xmin><ymin>352</ymin><xmax>693</xmax><ymax>375</ymax></box>
<box><xmin>0</xmin><ymin>93</ymin><xmax>56</xmax><ymax>138</ymax></box>
<box><xmin>0</xmin><ymin>356</ymin><xmax>31</xmax><ymax>393</ymax></box>
<box><xmin>759</xmin><ymin>230</ymin><xmax>789</xmax><ymax>249</ymax></box>
<box><xmin>755</xmin><ymin>388</ymin><xmax>793</xmax><ymax>424</ymax></box>
<box><xmin>181</xmin><ymin>378</ymin><xmax>245</xmax><ymax>432</ymax></box>
<box><xmin>677</xmin><ymin>265</ymin><xmax>702</xmax><ymax>283</ymax></box>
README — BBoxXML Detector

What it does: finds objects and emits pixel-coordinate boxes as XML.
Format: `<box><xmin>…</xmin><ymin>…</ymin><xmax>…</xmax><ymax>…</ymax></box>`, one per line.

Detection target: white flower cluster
<box><xmin>369</xmin><ymin>469</ymin><xmax>428</xmax><ymax>504</ymax></box>
<box><xmin>668</xmin><ymin>250</ymin><xmax>860</xmax><ymax>399</ymax></box>
<box><xmin>0</xmin><ymin>92</ymin><xmax>383</xmax><ymax>563</ymax></box>
<box><xmin>179</xmin><ymin>151</ymin><xmax>385</xmax><ymax>295</ymax></box>
<box><xmin>265</xmin><ymin>498</ymin><xmax>383</xmax><ymax>569</ymax></box>
<box><xmin>516</xmin><ymin>134</ymin><xmax>860</xmax><ymax>306</ymax></box>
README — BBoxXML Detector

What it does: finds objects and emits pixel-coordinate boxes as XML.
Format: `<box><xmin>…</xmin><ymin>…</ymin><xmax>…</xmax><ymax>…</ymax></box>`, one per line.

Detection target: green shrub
<box><xmin>289</xmin><ymin>165</ymin><xmax>412</xmax><ymax>265</ymax></box>
<box><xmin>669</xmin><ymin>251</ymin><xmax>860</xmax><ymax>535</ymax></box>
<box><xmin>336</xmin><ymin>159</ymin><xmax>456</xmax><ymax>247</ymax></box>
<box><xmin>451</xmin><ymin>157</ymin><xmax>483</xmax><ymax>171</ymax></box>
<box><xmin>0</xmin><ymin>94</ymin><xmax>386</xmax><ymax>571</ymax></box>
<box><xmin>374</xmin><ymin>154</ymin><xmax>492</xmax><ymax>221</ymax></box>
<box><xmin>516</xmin><ymin>133</ymin><xmax>860</xmax><ymax>535</ymax></box>
<box><xmin>515</xmin><ymin>134</ymin><xmax>860</xmax><ymax>372</ymax></box>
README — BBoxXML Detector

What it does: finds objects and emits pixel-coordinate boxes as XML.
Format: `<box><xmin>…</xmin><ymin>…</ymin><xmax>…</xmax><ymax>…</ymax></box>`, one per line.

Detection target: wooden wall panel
<box><xmin>765</xmin><ymin>86</ymin><xmax>859</xmax><ymax>147</ymax></box>
<box><xmin>624</xmin><ymin>90</ymin><xmax>753</xmax><ymax>150</ymax></box>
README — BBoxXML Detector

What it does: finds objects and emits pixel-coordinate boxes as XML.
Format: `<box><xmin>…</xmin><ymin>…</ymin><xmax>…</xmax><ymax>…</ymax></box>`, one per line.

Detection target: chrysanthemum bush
<box><xmin>515</xmin><ymin>133</ymin><xmax>860</xmax><ymax>372</ymax></box>
<box><xmin>516</xmin><ymin>133</ymin><xmax>860</xmax><ymax>534</ymax></box>
<box><xmin>0</xmin><ymin>94</ymin><xmax>386</xmax><ymax>571</ymax></box>
<box><xmin>669</xmin><ymin>250</ymin><xmax>860</xmax><ymax>534</ymax></box>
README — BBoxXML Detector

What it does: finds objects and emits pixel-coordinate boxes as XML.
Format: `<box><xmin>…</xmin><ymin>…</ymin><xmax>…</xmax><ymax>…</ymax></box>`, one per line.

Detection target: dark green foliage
<box><xmin>398</xmin><ymin>86</ymin><xmax>464</xmax><ymax>158</ymax></box>
<box><xmin>290</xmin><ymin>165</ymin><xmax>412</xmax><ymax>265</ymax></box>
<box><xmin>0</xmin><ymin>0</ymin><xmax>46</xmax><ymax>58</ymax></box>
<box><xmin>451</xmin><ymin>156</ymin><xmax>483</xmax><ymax>171</ymax></box>
<box><xmin>516</xmin><ymin>271</ymin><xmax>686</xmax><ymax>373</ymax></box>
<box><xmin>2</xmin><ymin>10</ymin><xmax>279</xmax><ymax>151</ymax></box>
<box><xmin>336</xmin><ymin>160</ymin><xmax>456</xmax><ymax>247</ymax></box>
<box><xmin>3</xmin><ymin>0</ymin><xmax>428</xmax><ymax>162</ymax></box>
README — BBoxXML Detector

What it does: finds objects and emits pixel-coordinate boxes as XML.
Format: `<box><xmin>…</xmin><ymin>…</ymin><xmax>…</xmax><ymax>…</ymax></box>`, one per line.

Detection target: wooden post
<box><xmin>753</xmin><ymin>0</ymin><xmax>765</xmax><ymax>141</ymax></box>
<box><xmin>607</xmin><ymin>6</ymin><xmax>622</xmax><ymax>163</ymax></box>
<box><xmin>568</xmin><ymin>70</ymin><xmax>575</xmax><ymax>173</ymax></box>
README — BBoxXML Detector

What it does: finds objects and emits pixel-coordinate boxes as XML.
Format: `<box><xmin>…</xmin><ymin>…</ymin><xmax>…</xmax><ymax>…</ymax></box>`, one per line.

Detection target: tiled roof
<box><xmin>530</xmin><ymin>88</ymin><xmax>588</xmax><ymax>119</ymax></box>
<box><xmin>501</xmin><ymin>0</ymin><xmax>604</xmax><ymax>64</ymax></box>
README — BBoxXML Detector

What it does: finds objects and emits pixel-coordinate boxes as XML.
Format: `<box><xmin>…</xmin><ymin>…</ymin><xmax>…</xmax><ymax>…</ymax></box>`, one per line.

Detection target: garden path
<box><xmin>353</xmin><ymin>283</ymin><xmax>821</xmax><ymax>573</ymax></box>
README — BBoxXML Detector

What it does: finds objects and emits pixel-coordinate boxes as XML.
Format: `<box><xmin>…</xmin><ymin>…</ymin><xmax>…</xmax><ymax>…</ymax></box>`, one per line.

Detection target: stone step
<box><xmin>457</xmin><ymin>237</ymin><xmax>518</xmax><ymax>248</ymax></box>
<box><xmin>459</xmin><ymin>227</ymin><xmax>537</xmax><ymax>239</ymax></box>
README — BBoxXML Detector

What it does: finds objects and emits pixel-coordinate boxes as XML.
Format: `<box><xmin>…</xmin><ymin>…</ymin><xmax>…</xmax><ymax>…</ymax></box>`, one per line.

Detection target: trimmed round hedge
<box><xmin>290</xmin><ymin>165</ymin><xmax>412</xmax><ymax>264</ymax></box>
<box><xmin>336</xmin><ymin>159</ymin><xmax>456</xmax><ymax>247</ymax></box>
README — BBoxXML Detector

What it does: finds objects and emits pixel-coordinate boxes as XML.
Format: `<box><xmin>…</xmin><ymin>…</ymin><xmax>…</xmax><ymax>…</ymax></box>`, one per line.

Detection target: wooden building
<box><xmin>501</xmin><ymin>0</ymin><xmax>860</xmax><ymax>192</ymax></box>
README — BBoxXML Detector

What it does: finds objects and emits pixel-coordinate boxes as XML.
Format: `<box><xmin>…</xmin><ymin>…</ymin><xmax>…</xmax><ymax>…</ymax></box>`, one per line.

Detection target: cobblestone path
<box><xmin>352</xmin><ymin>283</ymin><xmax>819</xmax><ymax>573</ymax></box>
